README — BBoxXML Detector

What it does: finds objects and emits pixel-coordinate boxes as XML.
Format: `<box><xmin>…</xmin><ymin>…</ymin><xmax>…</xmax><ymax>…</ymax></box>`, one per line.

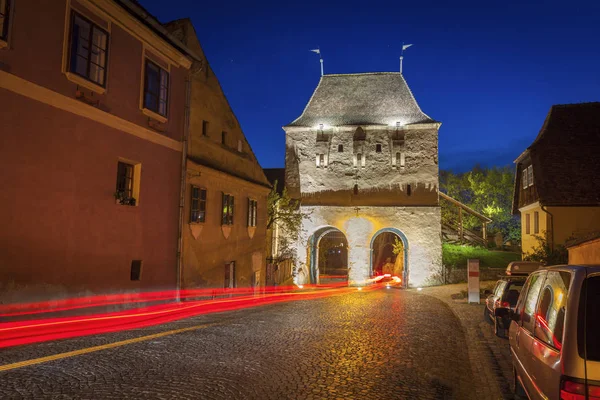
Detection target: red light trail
<box><xmin>0</xmin><ymin>281</ymin><xmax>397</xmax><ymax>349</ymax></box>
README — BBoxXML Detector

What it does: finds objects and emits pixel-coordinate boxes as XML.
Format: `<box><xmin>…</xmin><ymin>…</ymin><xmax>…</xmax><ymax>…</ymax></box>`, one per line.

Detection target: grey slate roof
<box><xmin>286</xmin><ymin>72</ymin><xmax>434</xmax><ymax>127</ymax></box>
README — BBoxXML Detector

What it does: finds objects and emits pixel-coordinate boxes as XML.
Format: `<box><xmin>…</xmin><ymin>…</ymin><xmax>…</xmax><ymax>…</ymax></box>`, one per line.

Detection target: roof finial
<box><xmin>400</xmin><ymin>43</ymin><xmax>413</xmax><ymax>74</ymax></box>
<box><xmin>310</xmin><ymin>48</ymin><xmax>323</xmax><ymax>76</ymax></box>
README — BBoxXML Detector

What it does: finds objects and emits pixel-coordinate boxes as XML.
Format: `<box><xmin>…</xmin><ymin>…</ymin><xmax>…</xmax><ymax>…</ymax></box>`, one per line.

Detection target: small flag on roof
<box><xmin>402</xmin><ymin>44</ymin><xmax>413</xmax><ymax>51</ymax></box>
<box><xmin>310</xmin><ymin>49</ymin><xmax>321</xmax><ymax>54</ymax></box>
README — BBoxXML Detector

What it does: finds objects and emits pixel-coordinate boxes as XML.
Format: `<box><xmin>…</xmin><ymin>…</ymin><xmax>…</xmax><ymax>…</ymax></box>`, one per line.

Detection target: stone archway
<box><xmin>370</xmin><ymin>228</ymin><xmax>409</xmax><ymax>287</ymax></box>
<box><xmin>308</xmin><ymin>227</ymin><xmax>348</xmax><ymax>285</ymax></box>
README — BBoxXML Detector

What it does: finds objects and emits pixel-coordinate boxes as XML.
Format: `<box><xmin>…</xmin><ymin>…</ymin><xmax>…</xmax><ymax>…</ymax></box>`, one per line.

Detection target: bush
<box><xmin>442</xmin><ymin>243</ymin><xmax>521</xmax><ymax>270</ymax></box>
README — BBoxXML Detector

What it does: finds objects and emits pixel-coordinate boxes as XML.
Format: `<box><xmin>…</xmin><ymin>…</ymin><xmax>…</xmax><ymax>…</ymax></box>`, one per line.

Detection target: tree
<box><xmin>440</xmin><ymin>165</ymin><xmax>521</xmax><ymax>243</ymax></box>
<box><xmin>524</xmin><ymin>234</ymin><xmax>568</xmax><ymax>265</ymax></box>
<box><xmin>267</xmin><ymin>180</ymin><xmax>310</xmax><ymax>261</ymax></box>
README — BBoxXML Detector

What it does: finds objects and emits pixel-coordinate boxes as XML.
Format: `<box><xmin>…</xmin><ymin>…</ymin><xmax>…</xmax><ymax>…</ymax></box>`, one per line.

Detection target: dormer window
<box><xmin>522</xmin><ymin>165</ymin><xmax>534</xmax><ymax>188</ymax></box>
<box><xmin>527</xmin><ymin>165</ymin><xmax>534</xmax><ymax>187</ymax></box>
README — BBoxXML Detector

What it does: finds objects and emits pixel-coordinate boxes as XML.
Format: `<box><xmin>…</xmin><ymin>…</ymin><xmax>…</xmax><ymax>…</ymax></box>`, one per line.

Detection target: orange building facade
<box><xmin>0</xmin><ymin>0</ymin><xmax>194</xmax><ymax>294</ymax></box>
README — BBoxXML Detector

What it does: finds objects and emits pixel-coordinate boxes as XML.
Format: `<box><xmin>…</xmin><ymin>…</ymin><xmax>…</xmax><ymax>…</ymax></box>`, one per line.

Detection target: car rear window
<box><xmin>579</xmin><ymin>275</ymin><xmax>600</xmax><ymax>361</ymax></box>
<box><xmin>503</xmin><ymin>281</ymin><xmax>524</xmax><ymax>306</ymax></box>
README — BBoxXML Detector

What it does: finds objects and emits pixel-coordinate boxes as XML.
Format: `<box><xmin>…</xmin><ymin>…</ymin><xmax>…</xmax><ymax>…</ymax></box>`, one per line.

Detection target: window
<box><xmin>319</xmin><ymin>154</ymin><xmax>325</xmax><ymax>167</ymax></box>
<box><xmin>354</xmin><ymin>127</ymin><xmax>366</xmax><ymax>141</ymax></box>
<box><xmin>338</xmin><ymin>144</ymin><xmax>343</xmax><ymax>152</ymax></box>
<box><xmin>221</xmin><ymin>131</ymin><xmax>227</xmax><ymax>145</ymax></box>
<box><xmin>224</xmin><ymin>262</ymin><xmax>236</xmax><ymax>289</ymax></box>
<box><xmin>353</xmin><ymin>184</ymin><xmax>358</xmax><ymax>195</ymax></box>
<box><xmin>202</xmin><ymin>120</ymin><xmax>208</xmax><ymax>136</ymax></box>
<box><xmin>376</xmin><ymin>144</ymin><xmax>382</xmax><ymax>153</ymax></box>
<box><xmin>237</xmin><ymin>140</ymin><xmax>243</xmax><ymax>152</ymax></box>
<box><xmin>522</xmin><ymin>272</ymin><xmax>545</xmax><ymax>333</ymax></box>
<box><xmin>407</xmin><ymin>184</ymin><xmax>412</xmax><ymax>196</ymax></box>
<box><xmin>1</xmin><ymin>0</ymin><xmax>11</xmax><ymax>42</ymax></box>
<box><xmin>534</xmin><ymin>271</ymin><xmax>571</xmax><ymax>350</ymax></box>
<box><xmin>69</xmin><ymin>12</ymin><xmax>109</xmax><ymax>86</ymax></box>
<box><xmin>143</xmin><ymin>60</ymin><xmax>169</xmax><ymax>117</ymax></box>
<box><xmin>248</xmin><ymin>199</ymin><xmax>257</xmax><ymax>227</ymax></box>
<box><xmin>130</xmin><ymin>260</ymin><xmax>142</xmax><ymax>281</ymax></box>
<box><xmin>525</xmin><ymin>213</ymin><xmax>531</xmax><ymax>234</ymax></box>
<box><xmin>534</xmin><ymin>211</ymin><xmax>539</xmax><ymax>234</ymax></box>
<box><xmin>222</xmin><ymin>193</ymin><xmax>234</xmax><ymax>225</ymax></box>
<box><xmin>527</xmin><ymin>165</ymin><xmax>534</xmax><ymax>187</ymax></box>
<box><xmin>522</xmin><ymin>168</ymin><xmax>528</xmax><ymax>189</ymax></box>
<box><xmin>190</xmin><ymin>186</ymin><xmax>207</xmax><ymax>223</ymax></box>
<box><xmin>355</xmin><ymin>153</ymin><xmax>363</xmax><ymax>167</ymax></box>
<box><xmin>116</xmin><ymin>161</ymin><xmax>134</xmax><ymax>205</ymax></box>
<box><xmin>579</xmin><ymin>275</ymin><xmax>600</xmax><ymax>361</ymax></box>
<box><xmin>399</xmin><ymin>152</ymin><xmax>405</xmax><ymax>168</ymax></box>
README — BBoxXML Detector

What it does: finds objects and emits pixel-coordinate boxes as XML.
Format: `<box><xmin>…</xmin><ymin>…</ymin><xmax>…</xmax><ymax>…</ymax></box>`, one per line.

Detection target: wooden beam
<box><xmin>439</xmin><ymin>192</ymin><xmax>492</xmax><ymax>222</ymax></box>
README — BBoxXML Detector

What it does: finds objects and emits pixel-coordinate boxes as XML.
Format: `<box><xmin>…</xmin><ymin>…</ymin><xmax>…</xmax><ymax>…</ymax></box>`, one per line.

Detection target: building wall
<box><xmin>294</xmin><ymin>206</ymin><xmax>442</xmax><ymax>288</ymax></box>
<box><xmin>285</xmin><ymin>125</ymin><xmax>439</xmax><ymax>205</ymax></box>
<box><xmin>520</xmin><ymin>205</ymin><xmax>600</xmax><ymax>255</ymax></box>
<box><xmin>520</xmin><ymin>203</ymin><xmax>549</xmax><ymax>255</ymax></box>
<box><xmin>182</xmin><ymin>161</ymin><xmax>270</xmax><ymax>289</ymax></box>
<box><xmin>0</xmin><ymin>92</ymin><xmax>181</xmax><ymax>292</ymax></box>
<box><xmin>568</xmin><ymin>238</ymin><xmax>600</xmax><ymax>264</ymax></box>
<box><xmin>0</xmin><ymin>0</ymin><xmax>189</xmax><ymax>293</ymax></box>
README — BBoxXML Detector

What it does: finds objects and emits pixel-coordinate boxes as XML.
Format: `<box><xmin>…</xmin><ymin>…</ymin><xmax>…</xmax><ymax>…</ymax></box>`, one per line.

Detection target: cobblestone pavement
<box><xmin>417</xmin><ymin>283</ymin><xmax>516</xmax><ymax>400</ymax></box>
<box><xmin>0</xmin><ymin>288</ymin><xmax>480</xmax><ymax>400</ymax></box>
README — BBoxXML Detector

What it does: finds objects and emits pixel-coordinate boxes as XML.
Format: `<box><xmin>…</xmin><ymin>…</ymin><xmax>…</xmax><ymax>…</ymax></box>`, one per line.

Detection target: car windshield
<box><xmin>579</xmin><ymin>275</ymin><xmax>600</xmax><ymax>361</ymax></box>
<box><xmin>503</xmin><ymin>281</ymin><xmax>524</xmax><ymax>306</ymax></box>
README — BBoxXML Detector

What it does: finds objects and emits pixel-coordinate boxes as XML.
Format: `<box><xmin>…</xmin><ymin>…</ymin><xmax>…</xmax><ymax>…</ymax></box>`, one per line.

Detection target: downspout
<box><xmin>176</xmin><ymin>72</ymin><xmax>192</xmax><ymax>301</ymax></box>
<box><xmin>541</xmin><ymin>204</ymin><xmax>554</xmax><ymax>251</ymax></box>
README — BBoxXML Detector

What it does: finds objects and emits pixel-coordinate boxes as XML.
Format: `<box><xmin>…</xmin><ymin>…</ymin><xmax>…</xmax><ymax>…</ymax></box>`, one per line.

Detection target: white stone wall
<box><xmin>294</xmin><ymin>205</ymin><xmax>442</xmax><ymax>288</ymax></box>
<box><xmin>285</xmin><ymin>125</ymin><xmax>439</xmax><ymax>196</ymax></box>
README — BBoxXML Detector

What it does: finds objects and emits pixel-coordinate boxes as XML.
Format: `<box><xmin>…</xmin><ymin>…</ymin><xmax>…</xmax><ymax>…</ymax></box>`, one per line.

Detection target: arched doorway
<box><xmin>308</xmin><ymin>227</ymin><xmax>349</xmax><ymax>285</ymax></box>
<box><xmin>370</xmin><ymin>228</ymin><xmax>409</xmax><ymax>287</ymax></box>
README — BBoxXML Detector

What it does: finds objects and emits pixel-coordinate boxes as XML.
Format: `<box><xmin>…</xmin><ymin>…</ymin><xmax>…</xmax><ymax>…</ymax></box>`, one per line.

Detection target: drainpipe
<box><xmin>176</xmin><ymin>73</ymin><xmax>192</xmax><ymax>301</ymax></box>
<box><xmin>541</xmin><ymin>204</ymin><xmax>554</xmax><ymax>251</ymax></box>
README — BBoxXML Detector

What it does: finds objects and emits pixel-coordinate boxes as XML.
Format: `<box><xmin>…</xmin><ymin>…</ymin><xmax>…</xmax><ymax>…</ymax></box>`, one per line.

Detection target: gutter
<box><xmin>540</xmin><ymin>204</ymin><xmax>554</xmax><ymax>251</ymax></box>
<box><xmin>175</xmin><ymin>72</ymin><xmax>192</xmax><ymax>300</ymax></box>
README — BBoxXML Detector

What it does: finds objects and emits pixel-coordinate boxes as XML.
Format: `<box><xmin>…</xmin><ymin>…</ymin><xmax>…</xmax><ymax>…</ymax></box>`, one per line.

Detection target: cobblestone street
<box><xmin>0</xmin><ymin>288</ymin><xmax>498</xmax><ymax>399</ymax></box>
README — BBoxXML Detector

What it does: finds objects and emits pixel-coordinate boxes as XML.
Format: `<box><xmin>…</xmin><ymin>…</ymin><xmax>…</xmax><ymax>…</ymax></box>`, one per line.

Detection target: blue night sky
<box><xmin>141</xmin><ymin>0</ymin><xmax>600</xmax><ymax>172</ymax></box>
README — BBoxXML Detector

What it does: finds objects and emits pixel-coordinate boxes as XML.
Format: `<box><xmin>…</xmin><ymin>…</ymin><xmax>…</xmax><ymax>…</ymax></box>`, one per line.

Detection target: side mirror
<box><xmin>495</xmin><ymin>308</ymin><xmax>509</xmax><ymax>318</ymax></box>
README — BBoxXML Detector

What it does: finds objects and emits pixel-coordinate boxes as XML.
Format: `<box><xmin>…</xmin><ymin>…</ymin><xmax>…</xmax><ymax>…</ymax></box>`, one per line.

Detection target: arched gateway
<box><xmin>308</xmin><ymin>227</ymin><xmax>349</xmax><ymax>284</ymax></box>
<box><xmin>370</xmin><ymin>228</ymin><xmax>409</xmax><ymax>287</ymax></box>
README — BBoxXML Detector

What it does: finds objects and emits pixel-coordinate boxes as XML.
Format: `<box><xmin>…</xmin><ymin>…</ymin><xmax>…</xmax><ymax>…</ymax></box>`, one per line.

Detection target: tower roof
<box><xmin>286</xmin><ymin>72</ymin><xmax>435</xmax><ymax>127</ymax></box>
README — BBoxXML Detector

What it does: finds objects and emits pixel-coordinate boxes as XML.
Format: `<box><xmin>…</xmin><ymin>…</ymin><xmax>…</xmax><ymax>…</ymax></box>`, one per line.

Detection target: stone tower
<box><xmin>284</xmin><ymin>72</ymin><xmax>442</xmax><ymax>287</ymax></box>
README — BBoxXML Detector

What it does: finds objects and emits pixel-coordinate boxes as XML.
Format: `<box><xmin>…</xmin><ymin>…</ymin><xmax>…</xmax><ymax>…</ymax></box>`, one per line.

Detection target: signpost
<box><xmin>467</xmin><ymin>259</ymin><xmax>480</xmax><ymax>304</ymax></box>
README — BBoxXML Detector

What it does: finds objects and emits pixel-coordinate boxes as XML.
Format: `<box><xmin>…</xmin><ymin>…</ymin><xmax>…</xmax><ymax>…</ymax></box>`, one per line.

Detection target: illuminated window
<box><xmin>115</xmin><ymin>161</ymin><xmax>136</xmax><ymax>206</ymax></box>
<box><xmin>130</xmin><ymin>260</ymin><xmax>142</xmax><ymax>281</ymax></box>
<box><xmin>202</xmin><ymin>120</ymin><xmax>209</xmax><ymax>136</ymax></box>
<box><xmin>528</xmin><ymin>165</ymin><xmax>534</xmax><ymax>187</ymax></box>
<box><xmin>0</xmin><ymin>0</ymin><xmax>11</xmax><ymax>42</ymax></box>
<box><xmin>376</xmin><ymin>144</ymin><xmax>382</xmax><ymax>153</ymax></box>
<box><xmin>143</xmin><ymin>60</ymin><xmax>169</xmax><ymax>117</ymax></box>
<box><xmin>247</xmin><ymin>199</ymin><xmax>257</xmax><ymax>227</ymax></box>
<box><xmin>69</xmin><ymin>12</ymin><xmax>109</xmax><ymax>86</ymax></box>
<box><xmin>533</xmin><ymin>211</ymin><xmax>539</xmax><ymax>234</ymax></box>
<box><xmin>190</xmin><ymin>186</ymin><xmax>207</xmax><ymax>223</ymax></box>
<box><xmin>338</xmin><ymin>144</ymin><xmax>343</xmax><ymax>152</ymax></box>
<box><xmin>525</xmin><ymin>213</ymin><xmax>530</xmax><ymax>234</ymax></box>
<box><xmin>222</xmin><ymin>193</ymin><xmax>234</xmax><ymax>225</ymax></box>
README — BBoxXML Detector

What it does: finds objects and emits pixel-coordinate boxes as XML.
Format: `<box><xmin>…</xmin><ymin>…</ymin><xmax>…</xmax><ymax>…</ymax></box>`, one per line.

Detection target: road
<box><xmin>0</xmin><ymin>288</ymin><xmax>478</xmax><ymax>399</ymax></box>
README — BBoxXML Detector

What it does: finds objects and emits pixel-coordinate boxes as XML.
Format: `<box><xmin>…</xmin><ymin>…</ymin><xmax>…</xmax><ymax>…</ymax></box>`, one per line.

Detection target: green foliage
<box><xmin>392</xmin><ymin>237</ymin><xmax>404</xmax><ymax>256</ymax></box>
<box><xmin>440</xmin><ymin>165</ymin><xmax>521</xmax><ymax>243</ymax></box>
<box><xmin>524</xmin><ymin>234</ymin><xmax>568</xmax><ymax>265</ymax></box>
<box><xmin>442</xmin><ymin>243</ymin><xmax>521</xmax><ymax>270</ymax></box>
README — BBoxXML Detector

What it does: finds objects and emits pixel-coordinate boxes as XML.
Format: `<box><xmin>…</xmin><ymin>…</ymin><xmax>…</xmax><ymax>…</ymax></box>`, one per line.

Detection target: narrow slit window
<box><xmin>338</xmin><ymin>144</ymin><xmax>343</xmax><ymax>152</ymax></box>
<box><xmin>407</xmin><ymin>184</ymin><xmax>412</xmax><ymax>196</ymax></box>
<box><xmin>130</xmin><ymin>260</ymin><xmax>142</xmax><ymax>281</ymax></box>
<box><xmin>202</xmin><ymin>120</ymin><xmax>209</xmax><ymax>136</ymax></box>
<box><xmin>376</xmin><ymin>144</ymin><xmax>382</xmax><ymax>153</ymax></box>
<box><xmin>533</xmin><ymin>211</ymin><xmax>539</xmax><ymax>234</ymax></box>
<box><xmin>525</xmin><ymin>213</ymin><xmax>531</xmax><ymax>234</ymax></box>
<box><xmin>222</xmin><ymin>131</ymin><xmax>227</xmax><ymax>145</ymax></box>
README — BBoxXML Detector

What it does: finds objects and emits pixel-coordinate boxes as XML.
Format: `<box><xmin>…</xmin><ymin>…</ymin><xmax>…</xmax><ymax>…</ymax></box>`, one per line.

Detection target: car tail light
<box><xmin>560</xmin><ymin>377</ymin><xmax>600</xmax><ymax>400</ymax></box>
<box><xmin>501</xmin><ymin>301</ymin><xmax>510</xmax><ymax>308</ymax></box>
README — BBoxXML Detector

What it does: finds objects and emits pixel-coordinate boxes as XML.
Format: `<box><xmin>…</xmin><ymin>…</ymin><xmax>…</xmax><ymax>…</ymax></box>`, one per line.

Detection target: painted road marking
<box><xmin>0</xmin><ymin>322</ymin><xmax>220</xmax><ymax>373</ymax></box>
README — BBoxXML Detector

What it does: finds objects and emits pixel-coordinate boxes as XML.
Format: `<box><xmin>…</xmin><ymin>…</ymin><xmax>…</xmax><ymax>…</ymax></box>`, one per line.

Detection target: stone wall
<box><xmin>294</xmin><ymin>206</ymin><xmax>442</xmax><ymax>288</ymax></box>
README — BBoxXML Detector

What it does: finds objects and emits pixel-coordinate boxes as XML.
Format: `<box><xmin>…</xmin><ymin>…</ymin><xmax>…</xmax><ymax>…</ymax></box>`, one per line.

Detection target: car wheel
<box><xmin>513</xmin><ymin>367</ymin><xmax>527</xmax><ymax>398</ymax></box>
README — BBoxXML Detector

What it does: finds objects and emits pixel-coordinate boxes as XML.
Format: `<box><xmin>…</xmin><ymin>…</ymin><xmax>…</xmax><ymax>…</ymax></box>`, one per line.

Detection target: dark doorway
<box><xmin>371</xmin><ymin>232</ymin><xmax>404</xmax><ymax>277</ymax></box>
<box><xmin>317</xmin><ymin>230</ymin><xmax>348</xmax><ymax>284</ymax></box>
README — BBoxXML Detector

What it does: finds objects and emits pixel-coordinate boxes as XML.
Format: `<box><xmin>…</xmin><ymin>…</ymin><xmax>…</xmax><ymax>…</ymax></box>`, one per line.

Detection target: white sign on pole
<box><xmin>467</xmin><ymin>259</ymin><xmax>480</xmax><ymax>304</ymax></box>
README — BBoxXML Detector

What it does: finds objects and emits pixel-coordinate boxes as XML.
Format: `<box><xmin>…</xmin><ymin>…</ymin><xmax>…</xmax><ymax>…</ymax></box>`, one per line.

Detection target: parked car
<box><xmin>503</xmin><ymin>265</ymin><xmax>600</xmax><ymax>400</ymax></box>
<box><xmin>484</xmin><ymin>261</ymin><xmax>542</xmax><ymax>337</ymax></box>
<box><xmin>484</xmin><ymin>276</ymin><xmax>526</xmax><ymax>336</ymax></box>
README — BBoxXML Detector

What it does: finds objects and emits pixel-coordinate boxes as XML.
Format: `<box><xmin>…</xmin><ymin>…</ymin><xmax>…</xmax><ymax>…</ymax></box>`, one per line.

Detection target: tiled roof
<box><xmin>286</xmin><ymin>73</ymin><xmax>435</xmax><ymax>127</ymax></box>
<box><xmin>513</xmin><ymin>102</ymin><xmax>600</xmax><ymax>209</ymax></box>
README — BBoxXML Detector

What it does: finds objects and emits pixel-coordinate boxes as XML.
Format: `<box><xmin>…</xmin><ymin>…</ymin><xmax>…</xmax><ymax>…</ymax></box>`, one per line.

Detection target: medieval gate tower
<box><xmin>284</xmin><ymin>72</ymin><xmax>442</xmax><ymax>287</ymax></box>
